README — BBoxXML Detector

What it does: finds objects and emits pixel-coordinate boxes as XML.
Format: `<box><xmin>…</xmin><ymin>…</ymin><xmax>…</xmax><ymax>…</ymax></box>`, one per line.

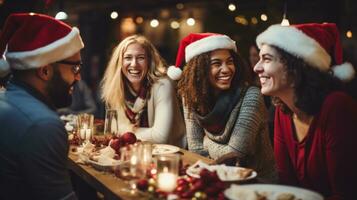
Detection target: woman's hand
<box><xmin>214</xmin><ymin>152</ymin><xmax>241</xmax><ymax>166</ymax></box>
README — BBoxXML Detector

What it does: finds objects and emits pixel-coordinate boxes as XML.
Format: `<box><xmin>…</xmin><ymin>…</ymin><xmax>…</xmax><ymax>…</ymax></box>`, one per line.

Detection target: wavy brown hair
<box><xmin>271</xmin><ymin>45</ymin><xmax>342</xmax><ymax>115</ymax></box>
<box><xmin>177</xmin><ymin>49</ymin><xmax>251</xmax><ymax>116</ymax></box>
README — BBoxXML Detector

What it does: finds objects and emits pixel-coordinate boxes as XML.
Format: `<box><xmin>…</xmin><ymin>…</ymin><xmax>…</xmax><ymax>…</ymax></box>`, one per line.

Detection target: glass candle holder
<box><xmin>104</xmin><ymin>109</ymin><xmax>119</xmax><ymax>136</ymax></box>
<box><xmin>77</xmin><ymin>113</ymin><xmax>94</xmax><ymax>142</ymax></box>
<box><xmin>117</xmin><ymin>144</ymin><xmax>146</xmax><ymax>195</ymax></box>
<box><xmin>141</xmin><ymin>142</ymin><xmax>153</xmax><ymax>171</ymax></box>
<box><xmin>156</xmin><ymin>154</ymin><xmax>180</xmax><ymax>192</ymax></box>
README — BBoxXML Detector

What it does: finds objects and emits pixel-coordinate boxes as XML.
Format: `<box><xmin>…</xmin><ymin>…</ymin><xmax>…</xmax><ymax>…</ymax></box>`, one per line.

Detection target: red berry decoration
<box><xmin>181</xmin><ymin>190</ymin><xmax>194</xmax><ymax>198</ymax></box>
<box><xmin>204</xmin><ymin>186</ymin><xmax>220</xmax><ymax>196</ymax></box>
<box><xmin>191</xmin><ymin>179</ymin><xmax>205</xmax><ymax>192</ymax></box>
<box><xmin>217</xmin><ymin>192</ymin><xmax>226</xmax><ymax>200</ymax></box>
<box><xmin>199</xmin><ymin>168</ymin><xmax>211</xmax><ymax>182</ymax></box>
<box><xmin>136</xmin><ymin>179</ymin><xmax>149</xmax><ymax>191</ymax></box>
<box><xmin>120</xmin><ymin>132</ymin><xmax>137</xmax><ymax>145</ymax></box>
<box><xmin>208</xmin><ymin>171</ymin><xmax>220</xmax><ymax>182</ymax></box>
<box><xmin>109</xmin><ymin>137</ymin><xmax>123</xmax><ymax>154</ymax></box>
<box><xmin>186</xmin><ymin>176</ymin><xmax>196</xmax><ymax>183</ymax></box>
<box><xmin>174</xmin><ymin>167</ymin><xmax>228</xmax><ymax>199</ymax></box>
<box><xmin>177</xmin><ymin>178</ymin><xmax>188</xmax><ymax>186</ymax></box>
<box><xmin>214</xmin><ymin>181</ymin><xmax>226</xmax><ymax>190</ymax></box>
<box><xmin>69</xmin><ymin>133</ymin><xmax>81</xmax><ymax>145</ymax></box>
<box><xmin>175</xmin><ymin>185</ymin><xmax>187</xmax><ymax>193</ymax></box>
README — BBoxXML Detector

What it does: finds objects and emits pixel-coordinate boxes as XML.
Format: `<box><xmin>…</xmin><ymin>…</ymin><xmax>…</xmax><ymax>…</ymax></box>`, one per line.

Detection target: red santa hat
<box><xmin>167</xmin><ymin>33</ymin><xmax>237</xmax><ymax>80</ymax></box>
<box><xmin>0</xmin><ymin>13</ymin><xmax>84</xmax><ymax>77</ymax></box>
<box><xmin>256</xmin><ymin>23</ymin><xmax>355</xmax><ymax>82</ymax></box>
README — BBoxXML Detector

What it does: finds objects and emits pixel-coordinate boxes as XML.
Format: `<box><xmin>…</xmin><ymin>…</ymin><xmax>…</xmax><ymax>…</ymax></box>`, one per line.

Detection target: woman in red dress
<box><xmin>254</xmin><ymin>23</ymin><xmax>357</xmax><ymax>200</ymax></box>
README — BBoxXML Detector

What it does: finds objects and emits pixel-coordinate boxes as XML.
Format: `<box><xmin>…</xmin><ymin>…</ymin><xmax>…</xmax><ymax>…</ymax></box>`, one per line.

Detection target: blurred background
<box><xmin>1</xmin><ymin>0</ymin><xmax>356</xmax><ymax>117</ymax></box>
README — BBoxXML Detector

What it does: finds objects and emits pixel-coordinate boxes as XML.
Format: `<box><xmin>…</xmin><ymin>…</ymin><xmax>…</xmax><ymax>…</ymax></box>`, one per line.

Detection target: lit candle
<box><xmin>142</xmin><ymin>150</ymin><xmax>152</xmax><ymax>168</ymax></box>
<box><xmin>130</xmin><ymin>154</ymin><xmax>138</xmax><ymax>175</ymax></box>
<box><xmin>79</xmin><ymin>128</ymin><xmax>86</xmax><ymax>140</ymax></box>
<box><xmin>83</xmin><ymin>123</ymin><xmax>88</xmax><ymax>130</ymax></box>
<box><xmin>142</xmin><ymin>143</ymin><xmax>152</xmax><ymax>168</ymax></box>
<box><xmin>130</xmin><ymin>155</ymin><xmax>138</xmax><ymax>165</ymax></box>
<box><xmin>150</xmin><ymin>168</ymin><xmax>157</xmax><ymax>176</ymax></box>
<box><xmin>85</xmin><ymin>128</ymin><xmax>92</xmax><ymax>140</ymax></box>
<box><xmin>157</xmin><ymin>172</ymin><xmax>177</xmax><ymax>192</ymax></box>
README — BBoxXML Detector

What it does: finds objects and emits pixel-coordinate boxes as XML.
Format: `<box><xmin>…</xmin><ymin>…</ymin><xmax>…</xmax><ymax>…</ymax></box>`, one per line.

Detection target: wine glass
<box><xmin>117</xmin><ymin>144</ymin><xmax>147</xmax><ymax>195</ymax></box>
<box><xmin>104</xmin><ymin>109</ymin><xmax>119</xmax><ymax>138</ymax></box>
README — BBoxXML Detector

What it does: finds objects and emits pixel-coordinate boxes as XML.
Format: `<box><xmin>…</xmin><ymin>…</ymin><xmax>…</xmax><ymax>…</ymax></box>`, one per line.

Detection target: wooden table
<box><xmin>68</xmin><ymin>146</ymin><xmax>214</xmax><ymax>200</ymax></box>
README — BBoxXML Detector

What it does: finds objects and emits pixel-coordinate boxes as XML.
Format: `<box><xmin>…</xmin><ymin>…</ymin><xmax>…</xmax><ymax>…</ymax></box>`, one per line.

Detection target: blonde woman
<box><xmin>101</xmin><ymin>35</ymin><xmax>185</xmax><ymax>147</ymax></box>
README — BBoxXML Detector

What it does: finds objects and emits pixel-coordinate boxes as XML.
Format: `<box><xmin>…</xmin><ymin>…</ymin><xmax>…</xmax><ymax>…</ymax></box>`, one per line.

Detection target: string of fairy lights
<box><xmin>106</xmin><ymin>3</ymin><xmax>196</xmax><ymax>30</ymax></box>
<box><xmin>54</xmin><ymin>1</ymin><xmax>353</xmax><ymax>39</ymax></box>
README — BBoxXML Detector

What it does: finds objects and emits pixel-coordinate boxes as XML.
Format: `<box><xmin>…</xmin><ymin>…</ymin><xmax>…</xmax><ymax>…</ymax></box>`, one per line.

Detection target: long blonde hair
<box><xmin>101</xmin><ymin>35</ymin><xmax>167</xmax><ymax>110</ymax></box>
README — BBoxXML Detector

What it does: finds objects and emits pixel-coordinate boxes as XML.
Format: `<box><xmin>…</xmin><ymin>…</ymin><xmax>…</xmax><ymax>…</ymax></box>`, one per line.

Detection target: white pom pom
<box><xmin>0</xmin><ymin>59</ymin><xmax>10</xmax><ymax>78</ymax></box>
<box><xmin>167</xmin><ymin>65</ymin><xmax>182</xmax><ymax>80</ymax></box>
<box><xmin>332</xmin><ymin>62</ymin><xmax>355</xmax><ymax>82</ymax></box>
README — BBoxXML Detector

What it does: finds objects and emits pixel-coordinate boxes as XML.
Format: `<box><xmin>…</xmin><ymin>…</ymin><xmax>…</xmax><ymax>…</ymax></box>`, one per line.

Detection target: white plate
<box><xmin>186</xmin><ymin>160</ymin><xmax>257</xmax><ymax>182</ymax></box>
<box><xmin>152</xmin><ymin>144</ymin><xmax>180</xmax><ymax>155</ymax></box>
<box><xmin>87</xmin><ymin>159</ymin><xmax>122</xmax><ymax>171</ymax></box>
<box><xmin>224</xmin><ymin>184</ymin><xmax>324</xmax><ymax>200</ymax></box>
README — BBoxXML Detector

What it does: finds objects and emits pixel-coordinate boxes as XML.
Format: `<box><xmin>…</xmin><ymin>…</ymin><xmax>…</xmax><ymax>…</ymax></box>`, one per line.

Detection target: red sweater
<box><xmin>274</xmin><ymin>91</ymin><xmax>357</xmax><ymax>200</ymax></box>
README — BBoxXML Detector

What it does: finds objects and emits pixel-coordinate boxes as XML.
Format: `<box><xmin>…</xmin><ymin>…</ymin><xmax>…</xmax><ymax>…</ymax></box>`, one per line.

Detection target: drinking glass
<box><xmin>155</xmin><ymin>154</ymin><xmax>180</xmax><ymax>192</ymax></box>
<box><xmin>117</xmin><ymin>144</ymin><xmax>146</xmax><ymax>195</ymax></box>
<box><xmin>104</xmin><ymin>109</ymin><xmax>119</xmax><ymax>137</ymax></box>
<box><xmin>77</xmin><ymin>113</ymin><xmax>94</xmax><ymax>143</ymax></box>
<box><xmin>141</xmin><ymin>142</ymin><xmax>153</xmax><ymax>171</ymax></box>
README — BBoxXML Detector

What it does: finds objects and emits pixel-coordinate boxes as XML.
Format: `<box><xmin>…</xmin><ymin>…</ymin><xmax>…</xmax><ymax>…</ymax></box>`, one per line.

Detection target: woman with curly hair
<box><xmin>254</xmin><ymin>23</ymin><xmax>357</xmax><ymax>199</ymax></box>
<box><xmin>168</xmin><ymin>33</ymin><xmax>277</xmax><ymax>183</ymax></box>
<box><xmin>101</xmin><ymin>35</ymin><xmax>185</xmax><ymax>147</ymax></box>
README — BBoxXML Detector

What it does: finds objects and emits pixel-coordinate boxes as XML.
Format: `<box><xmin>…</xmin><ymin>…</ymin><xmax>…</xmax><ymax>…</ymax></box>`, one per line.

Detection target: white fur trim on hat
<box><xmin>5</xmin><ymin>27</ymin><xmax>84</xmax><ymax>70</ymax></box>
<box><xmin>332</xmin><ymin>62</ymin><xmax>355</xmax><ymax>82</ymax></box>
<box><xmin>185</xmin><ymin>35</ymin><xmax>237</xmax><ymax>62</ymax></box>
<box><xmin>167</xmin><ymin>65</ymin><xmax>182</xmax><ymax>80</ymax></box>
<box><xmin>256</xmin><ymin>24</ymin><xmax>331</xmax><ymax>71</ymax></box>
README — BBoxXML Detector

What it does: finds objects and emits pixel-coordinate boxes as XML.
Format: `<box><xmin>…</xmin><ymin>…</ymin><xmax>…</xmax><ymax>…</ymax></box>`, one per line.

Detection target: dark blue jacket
<box><xmin>0</xmin><ymin>81</ymin><xmax>76</xmax><ymax>200</ymax></box>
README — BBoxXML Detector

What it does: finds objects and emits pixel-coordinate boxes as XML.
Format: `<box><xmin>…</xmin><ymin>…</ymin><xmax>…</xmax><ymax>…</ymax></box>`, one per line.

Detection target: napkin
<box><xmin>75</xmin><ymin>142</ymin><xmax>95</xmax><ymax>164</ymax></box>
<box><xmin>99</xmin><ymin>146</ymin><xmax>116</xmax><ymax>158</ymax></box>
<box><xmin>65</xmin><ymin>123</ymin><xmax>74</xmax><ymax>132</ymax></box>
<box><xmin>97</xmin><ymin>156</ymin><xmax>118</xmax><ymax>165</ymax></box>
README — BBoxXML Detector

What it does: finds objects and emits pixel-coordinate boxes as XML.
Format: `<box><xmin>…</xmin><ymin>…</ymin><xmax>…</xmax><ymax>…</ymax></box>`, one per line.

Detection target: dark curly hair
<box><xmin>177</xmin><ymin>49</ymin><xmax>251</xmax><ymax>116</ymax></box>
<box><xmin>272</xmin><ymin>46</ymin><xmax>342</xmax><ymax>116</ymax></box>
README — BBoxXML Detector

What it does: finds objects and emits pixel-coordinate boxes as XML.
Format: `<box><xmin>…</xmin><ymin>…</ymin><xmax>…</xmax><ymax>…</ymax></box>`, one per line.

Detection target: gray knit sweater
<box><xmin>184</xmin><ymin>86</ymin><xmax>277</xmax><ymax>183</ymax></box>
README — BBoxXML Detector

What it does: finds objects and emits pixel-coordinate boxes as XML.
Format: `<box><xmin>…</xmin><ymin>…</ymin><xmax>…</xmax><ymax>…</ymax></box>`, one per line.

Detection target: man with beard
<box><xmin>0</xmin><ymin>13</ymin><xmax>84</xmax><ymax>200</ymax></box>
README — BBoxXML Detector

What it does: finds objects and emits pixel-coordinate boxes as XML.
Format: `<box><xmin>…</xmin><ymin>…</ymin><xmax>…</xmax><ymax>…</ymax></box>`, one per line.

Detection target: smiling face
<box><xmin>253</xmin><ymin>44</ymin><xmax>293</xmax><ymax>98</ymax></box>
<box><xmin>208</xmin><ymin>49</ymin><xmax>236</xmax><ymax>94</ymax></box>
<box><xmin>122</xmin><ymin>42</ymin><xmax>149</xmax><ymax>93</ymax></box>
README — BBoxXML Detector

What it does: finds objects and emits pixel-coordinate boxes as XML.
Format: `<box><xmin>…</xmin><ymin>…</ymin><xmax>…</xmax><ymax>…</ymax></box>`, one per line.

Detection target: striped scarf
<box><xmin>124</xmin><ymin>84</ymin><xmax>149</xmax><ymax>127</ymax></box>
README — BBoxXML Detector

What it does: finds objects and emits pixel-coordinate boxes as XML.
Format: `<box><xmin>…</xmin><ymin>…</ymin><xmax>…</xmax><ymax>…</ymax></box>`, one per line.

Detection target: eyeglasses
<box><xmin>56</xmin><ymin>60</ymin><xmax>83</xmax><ymax>75</ymax></box>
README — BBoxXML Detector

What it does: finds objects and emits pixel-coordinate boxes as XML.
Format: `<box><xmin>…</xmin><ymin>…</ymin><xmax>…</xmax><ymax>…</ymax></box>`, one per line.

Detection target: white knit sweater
<box><xmin>117</xmin><ymin>78</ymin><xmax>186</xmax><ymax>147</ymax></box>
